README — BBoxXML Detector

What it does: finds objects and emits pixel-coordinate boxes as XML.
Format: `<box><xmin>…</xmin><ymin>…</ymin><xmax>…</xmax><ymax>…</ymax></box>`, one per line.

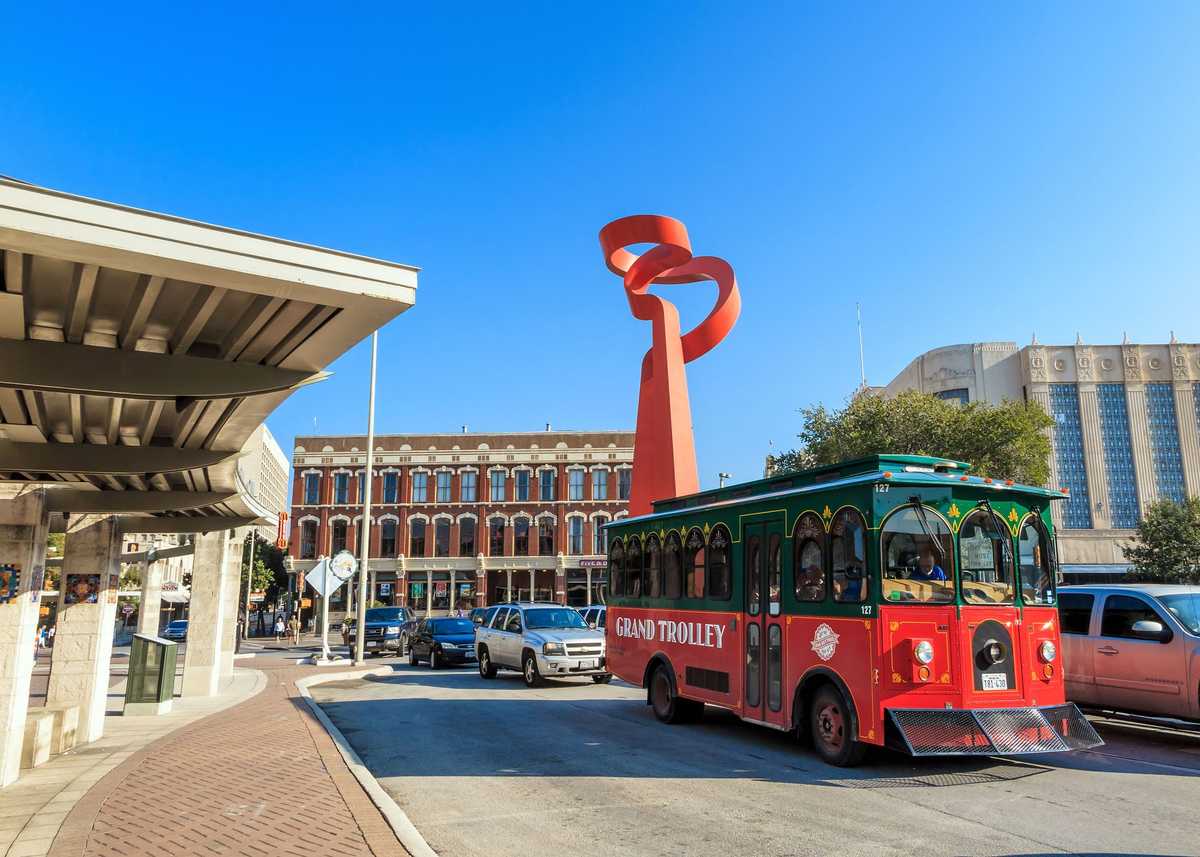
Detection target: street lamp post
<box><xmin>354</xmin><ymin>331</ymin><xmax>378</xmax><ymax>666</ymax></box>
<box><xmin>718</xmin><ymin>472</ymin><xmax>732</xmax><ymax>488</ymax></box>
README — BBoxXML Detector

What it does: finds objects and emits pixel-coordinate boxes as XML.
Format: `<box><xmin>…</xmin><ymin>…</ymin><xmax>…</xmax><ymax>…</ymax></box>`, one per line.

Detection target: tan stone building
<box><xmin>878</xmin><ymin>338</ymin><xmax>1200</xmax><ymax>581</ymax></box>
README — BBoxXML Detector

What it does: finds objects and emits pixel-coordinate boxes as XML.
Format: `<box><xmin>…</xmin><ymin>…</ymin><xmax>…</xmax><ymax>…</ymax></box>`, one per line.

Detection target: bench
<box><xmin>21</xmin><ymin>704</ymin><xmax>80</xmax><ymax>769</ymax></box>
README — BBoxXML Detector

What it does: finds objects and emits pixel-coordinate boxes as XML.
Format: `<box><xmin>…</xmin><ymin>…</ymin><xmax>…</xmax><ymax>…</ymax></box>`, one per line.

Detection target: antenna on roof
<box><xmin>856</xmin><ymin>302</ymin><xmax>867</xmax><ymax>389</ymax></box>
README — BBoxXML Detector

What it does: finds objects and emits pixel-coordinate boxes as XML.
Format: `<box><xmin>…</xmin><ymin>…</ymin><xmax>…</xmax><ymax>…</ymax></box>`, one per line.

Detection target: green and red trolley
<box><xmin>603</xmin><ymin>454</ymin><xmax>1102</xmax><ymax>766</ymax></box>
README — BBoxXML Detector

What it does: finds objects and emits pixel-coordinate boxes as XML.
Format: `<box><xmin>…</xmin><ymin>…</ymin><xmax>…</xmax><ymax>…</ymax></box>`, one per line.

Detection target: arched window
<box><xmin>380</xmin><ymin>519</ymin><xmax>398</xmax><ymax>557</ymax></box>
<box><xmin>684</xmin><ymin>528</ymin><xmax>706</xmax><ymax>599</ymax></box>
<box><xmin>458</xmin><ymin>518</ymin><xmax>476</xmax><ymax>556</ymax></box>
<box><xmin>645</xmin><ymin>535</ymin><xmax>662</xmax><ymax>598</ymax></box>
<box><xmin>609</xmin><ymin>539</ymin><xmax>625</xmax><ymax>597</ymax></box>
<box><xmin>513</xmin><ymin>518</ymin><xmax>530</xmax><ymax>556</ymax></box>
<box><xmin>830</xmin><ymin>508</ymin><xmax>869</xmax><ymax>603</ymax></box>
<box><xmin>664</xmin><ymin>532</ymin><xmax>683</xmax><ymax>599</ymax></box>
<box><xmin>1018</xmin><ymin>515</ymin><xmax>1056</xmax><ymax>605</ymax></box>
<box><xmin>793</xmin><ymin>512</ymin><xmax>825</xmax><ymax>602</ymax></box>
<box><xmin>568</xmin><ymin>517</ymin><xmax>585</xmax><ymax>555</ymax></box>
<box><xmin>300</xmin><ymin>520</ymin><xmax>317</xmax><ymax>559</ymax></box>
<box><xmin>626</xmin><ymin>536</ymin><xmax>643</xmax><ymax>597</ymax></box>
<box><xmin>489</xmin><ymin>517</ymin><xmax>506</xmax><ymax>555</ymax></box>
<box><xmin>708</xmin><ymin>526</ymin><xmax>731</xmax><ymax>601</ymax></box>
<box><xmin>881</xmin><ymin>505</ymin><xmax>953</xmax><ymax>604</ymax></box>
<box><xmin>434</xmin><ymin>519</ymin><xmax>451</xmax><ymax>558</ymax></box>
<box><xmin>959</xmin><ymin>508</ymin><xmax>1015</xmax><ymax>604</ymax></box>
<box><xmin>331</xmin><ymin>520</ymin><xmax>348</xmax><ymax>554</ymax></box>
<box><xmin>538</xmin><ymin>518</ymin><xmax>556</xmax><ymax>556</ymax></box>
<box><xmin>409</xmin><ymin>519</ymin><xmax>426</xmax><ymax>556</ymax></box>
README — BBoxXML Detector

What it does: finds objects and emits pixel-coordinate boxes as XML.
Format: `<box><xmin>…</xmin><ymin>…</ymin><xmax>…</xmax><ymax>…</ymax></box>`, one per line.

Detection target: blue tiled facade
<box><xmin>1097</xmin><ymin>384</ymin><xmax>1139</xmax><ymax>528</ymax></box>
<box><xmin>1049</xmin><ymin>384</ymin><xmax>1093</xmax><ymax>528</ymax></box>
<box><xmin>1145</xmin><ymin>383</ymin><xmax>1186</xmax><ymax>504</ymax></box>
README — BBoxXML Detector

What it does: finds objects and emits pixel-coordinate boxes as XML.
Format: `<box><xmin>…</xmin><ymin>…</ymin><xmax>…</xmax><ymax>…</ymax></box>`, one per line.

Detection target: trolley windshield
<box><xmin>881</xmin><ymin>502</ymin><xmax>955</xmax><ymax>604</ymax></box>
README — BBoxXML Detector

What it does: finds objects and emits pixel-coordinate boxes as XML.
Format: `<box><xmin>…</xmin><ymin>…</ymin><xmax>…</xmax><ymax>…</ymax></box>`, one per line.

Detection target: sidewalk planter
<box><xmin>124</xmin><ymin>633</ymin><xmax>177</xmax><ymax>716</ymax></box>
<box><xmin>21</xmin><ymin>711</ymin><xmax>53</xmax><ymax>769</ymax></box>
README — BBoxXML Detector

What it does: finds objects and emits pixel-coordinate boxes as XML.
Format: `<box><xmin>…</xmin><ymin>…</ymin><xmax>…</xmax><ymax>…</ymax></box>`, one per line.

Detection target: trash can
<box><xmin>124</xmin><ymin>633</ymin><xmax>177</xmax><ymax>716</ymax></box>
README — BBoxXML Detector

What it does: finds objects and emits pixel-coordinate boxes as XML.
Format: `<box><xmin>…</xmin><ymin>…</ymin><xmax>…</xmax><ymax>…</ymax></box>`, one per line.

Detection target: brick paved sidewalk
<box><xmin>45</xmin><ymin>659</ymin><xmax>408</xmax><ymax>857</ymax></box>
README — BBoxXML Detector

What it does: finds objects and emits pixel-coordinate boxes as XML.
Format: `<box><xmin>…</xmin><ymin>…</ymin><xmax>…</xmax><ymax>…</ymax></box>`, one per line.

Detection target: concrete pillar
<box><xmin>47</xmin><ymin>516</ymin><xmax>120</xmax><ymax>745</ymax></box>
<box><xmin>1124</xmin><ymin>384</ymin><xmax>1158</xmax><ymax>512</ymax></box>
<box><xmin>0</xmin><ymin>490</ymin><xmax>49</xmax><ymax>788</ymax></box>
<box><xmin>218</xmin><ymin>534</ymin><xmax>241</xmax><ymax>679</ymax></box>
<box><xmin>1076</xmin><ymin>384</ymin><xmax>1111</xmax><ymax>529</ymax></box>
<box><xmin>136</xmin><ymin>558</ymin><xmax>164</xmax><ymax>637</ymax></box>
<box><xmin>1173</xmin><ymin>382</ymin><xmax>1200</xmax><ymax>498</ymax></box>
<box><xmin>1027</xmin><ymin>386</ymin><xmax>1061</xmax><ymax>529</ymax></box>
<box><xmin>425</xmin><ymin>570</ymin><xmax>432</xmax><ymax>614</ymax></box>
<box><xmin>182</xmin><ymin>529</ymin><xmax>240</xmax><ymax>697</ymax></box>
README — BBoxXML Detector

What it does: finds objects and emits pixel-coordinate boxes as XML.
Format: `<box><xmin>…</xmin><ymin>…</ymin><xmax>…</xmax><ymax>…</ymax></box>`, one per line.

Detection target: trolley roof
<box><xmin>610</xmin><ymin>454</ymin><xmax>1065</xmax><ymax>529</ymax></box>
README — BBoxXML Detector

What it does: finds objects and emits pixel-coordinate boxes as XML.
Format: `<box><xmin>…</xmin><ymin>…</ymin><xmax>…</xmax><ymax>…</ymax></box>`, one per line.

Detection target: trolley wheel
<box><xmin>649</xmin><ymin>664</ymin><xmax>702</xmax><ymax>723</ymax></box>
<box><xmin>478</xmin><ymin>647</ymin><xmax>497</xmax><ymax>679</ymax></box>
<box><xmin>429</xmin><ymin>649</ymin><xmax>441</xmax><ymax>670</ymax></box>
<box><xmin>408</xmin><ymin>647</ymin><xmax>419</xmax><ymax>667</ymax></box>
<box><xmin>522</xmin><ymin>651</ymin><xmax>543</xmax><ymax>687</ymax></box>
<box><xmin>592</xmin><ymin>673</ymin><xmax>613</xmax><ymax>684</ymax></box>
<box><xmin>809</xmin><ymin>684</ymin><xmax>867</xmax><ymax>767</ymax></box>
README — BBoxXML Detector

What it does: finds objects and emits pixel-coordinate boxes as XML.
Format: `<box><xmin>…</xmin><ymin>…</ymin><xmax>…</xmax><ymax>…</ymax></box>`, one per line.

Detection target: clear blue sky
<box><xmin>4</xmin><ymin>4</ymin><xmax>1199</xmax><ymax>488</ymax></box>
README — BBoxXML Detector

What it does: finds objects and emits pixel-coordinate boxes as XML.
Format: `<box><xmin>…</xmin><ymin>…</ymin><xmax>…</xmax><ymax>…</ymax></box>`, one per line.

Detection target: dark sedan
<box><xmin>408</xmin><ymin>618</ymin><xmax>477</xmax><ymax>669</ymax></box>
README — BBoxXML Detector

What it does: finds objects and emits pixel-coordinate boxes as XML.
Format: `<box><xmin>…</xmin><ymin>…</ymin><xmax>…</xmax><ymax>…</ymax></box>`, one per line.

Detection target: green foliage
<box><xmin>1123</xmin><ymin>498</ymin><xmax>1200</xmax><ymax>584</ymax></box>
<box><xmin>240</xmin><ymin>532</ymin><xmax>288</xmax><ymax>601</ymax></box>
<box><xmin>120</xmin><ymin>564</ymin><xmax>142</xmax><ymax>590</ymax></box>
<box><xmin>773</xmin><ymin>390</ymin><xmax>1054</xmax><ymax>485</ymax></box>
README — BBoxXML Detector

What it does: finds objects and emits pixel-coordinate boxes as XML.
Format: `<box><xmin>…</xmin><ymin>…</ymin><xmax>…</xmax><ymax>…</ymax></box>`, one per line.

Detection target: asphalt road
<box><xmin>312</xmin><ymin>663</ymin><xmax>1200</xmax><ymax>857</ymax></box>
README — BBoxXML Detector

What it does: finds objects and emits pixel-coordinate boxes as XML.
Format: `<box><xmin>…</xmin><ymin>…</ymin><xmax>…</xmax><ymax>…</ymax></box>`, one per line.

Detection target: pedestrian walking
<box><xmin>288</xmin><ymin>614</ymin><xmax>300</xmax><ymax>645</ymax></box>
<box><xmin>274</xmin><ymin>615</ymin><xmax>285</xmax><ymax>642</ymax></box>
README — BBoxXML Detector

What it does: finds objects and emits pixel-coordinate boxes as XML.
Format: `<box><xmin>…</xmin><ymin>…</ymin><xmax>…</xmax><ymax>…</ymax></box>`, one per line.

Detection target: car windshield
<box><xmin>168</xmin><ymin>621</ymin><xmax>186</xmax><ymax>629</ymax></box>
<box><xmin>365</xmin><ymin>608</ymin><xmax>403</xmax><ymax>622</ymax></box>
<box><xmin>523</xmin><ymin>608</ymin><xmax>588</xmax><ymax>630</ymax></box>
<box><xmin>881</xmin><ymin>505</ymin><xmax>954</xmax><ymax>604</ymax></box>
<box><xmin>1156</xmin><ymin>594</ymin><xmax>1200</xmax><ymax>634</ymax></box>
<box><xmin>432</xmin><ymin>619</ymin><xmax>475</xmax><ymax>634</ymax></box>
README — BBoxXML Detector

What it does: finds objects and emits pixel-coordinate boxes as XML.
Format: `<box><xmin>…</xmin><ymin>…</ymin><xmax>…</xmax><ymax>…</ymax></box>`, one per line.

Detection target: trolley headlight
<box><xmin>1039</xmin><ymin>640</ymin><xmax>1057</xmax><ymax>663</ymax></box>
<box><xmin>914</xmin><ymin>640</ymin><xmax>935</xmax><ymax>665</ymax></box>
<box><xmin>543</xmin><ymin>642</ymin><xmax>565</xmax><ymax>656</ymax></box>
<box><xmin>983</xmin><ymin>640</ymin><xmax>1007</xmax><ymax>666</ymax></box>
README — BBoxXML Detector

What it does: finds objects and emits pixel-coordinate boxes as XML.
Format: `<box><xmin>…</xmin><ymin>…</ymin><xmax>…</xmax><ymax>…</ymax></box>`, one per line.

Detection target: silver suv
<box><xmin>475</xmin><ymin>602</ymin><xmax>610</xmax><ymax>687</ymax></box>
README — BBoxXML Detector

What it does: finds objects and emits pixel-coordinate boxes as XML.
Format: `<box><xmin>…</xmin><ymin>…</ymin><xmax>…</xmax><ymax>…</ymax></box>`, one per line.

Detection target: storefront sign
<box><xmin>578</xmin><ymin>559</ymin><xmax>608</xmax><ymax>568</ymax></box>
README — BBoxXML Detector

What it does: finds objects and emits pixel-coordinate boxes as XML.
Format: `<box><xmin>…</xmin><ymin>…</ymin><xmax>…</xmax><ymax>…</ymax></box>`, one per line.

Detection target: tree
<box><xmin>1122</xmin><ymin>498</ymin><xmax>1200</xmax><ymax>584</ymax></box>
<box><xmin>772</xmin><ymin>390</ymin><xmax>1054</xmax><ymax>485</ymax></box>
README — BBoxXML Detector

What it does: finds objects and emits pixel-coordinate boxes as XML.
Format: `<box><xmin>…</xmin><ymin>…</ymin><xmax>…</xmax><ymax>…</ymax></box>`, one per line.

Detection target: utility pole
<box><xmin>354</xmin><ymin>331</ymin><xmax>378</xmax><ymax>666</ymax></box>
<box><xmin>856</xmin><ymin>302</ymin><xmax>867</xmax><ymax>390</ymax></box>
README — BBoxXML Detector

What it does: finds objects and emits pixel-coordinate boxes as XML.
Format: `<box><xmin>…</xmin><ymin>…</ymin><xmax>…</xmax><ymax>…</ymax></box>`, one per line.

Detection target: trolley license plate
<box><xmin>981</xmin><ymin>673</ymin><xmax>1008</xmax><ymax>691</ymax></box>
<box><xmin>578</xmin><ymin>659</ymin><xmax>596</xmax><ymax>670</ymax></box>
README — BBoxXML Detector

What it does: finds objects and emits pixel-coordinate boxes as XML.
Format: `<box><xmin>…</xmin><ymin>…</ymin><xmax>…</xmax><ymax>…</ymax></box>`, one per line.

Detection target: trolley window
<box><xmin>1018</xmin><ymin>516</ymin><xmax>1056</xmax><ymax>605</ymax></box>
<box><xmin>664</xmin><ymin>532</ymin><xmax>683</xmax><ymax>599</ymax></box>
<box><xmin>646</xmin><ymin>535</ymin><xmax>663</xmax><ymax>598</ymax></box>
<box><xmin>609</xmin><ymin>539</ymin><xmax>625</xmax><ymax>597</ymax></box>
<box><xmin>959</xmin><ymin>508</ymin><xmax>1015</xmax><ymax>604</ymax></box>
<box><xmin>627</xmin><ymin>536</ymin><xmax>643</xmax><ymax>597</ymax></box>
<box><xmin>684</xmin><ymin>528</ymin><xmax>706</xmax><ymax>598</ymax></box>
<box><xmin>831</xmin><ymin>508</ymin><xmax>869</xmax><ymax>603</ymax></box>
<box><xmin>881</xmin><ymin>505</ymin><xmax>953</xmax><ymax>604</ymax></box>
<box><xmin>793</xmin><ymin>512</ymin><xmax>826</xmax><ymax>602</ymax></box>
<box><xmin>708</xmin><ymin>526</ymin><xmax>732</xmax><ymax>600</ymax></box>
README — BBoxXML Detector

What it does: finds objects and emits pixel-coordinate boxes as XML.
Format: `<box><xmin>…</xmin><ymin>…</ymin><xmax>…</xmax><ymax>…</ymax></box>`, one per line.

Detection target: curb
<box><xmin>297</xmin><ymin>668</ymin><xmax>437</xmax><ymax>857</ymax></box>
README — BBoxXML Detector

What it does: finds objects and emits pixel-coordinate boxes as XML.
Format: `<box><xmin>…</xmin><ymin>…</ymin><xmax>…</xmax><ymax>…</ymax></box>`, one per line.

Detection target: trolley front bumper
<box><xmin>885</xmin><ymin>703</ymin><xmax>1103</xmax><ymax>757</ymax></box>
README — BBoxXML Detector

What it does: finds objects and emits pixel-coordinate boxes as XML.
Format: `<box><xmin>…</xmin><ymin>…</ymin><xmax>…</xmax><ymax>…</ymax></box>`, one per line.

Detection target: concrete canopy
<box><xmin>0</xmin><ymin>177</ymin><xmax>417</xmax><ymax>528</ymax></box>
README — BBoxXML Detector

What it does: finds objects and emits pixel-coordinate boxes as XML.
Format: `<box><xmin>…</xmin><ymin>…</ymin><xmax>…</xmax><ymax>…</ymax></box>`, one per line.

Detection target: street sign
<box><xmin>121</xmin><ymin>604</ymin><xmax>134</xmax><ymax>616</ymax></box>
<box><xmin>330</xmin><ymin>550</ymin><xmax>357</xmax><ymax>582</ymax></box>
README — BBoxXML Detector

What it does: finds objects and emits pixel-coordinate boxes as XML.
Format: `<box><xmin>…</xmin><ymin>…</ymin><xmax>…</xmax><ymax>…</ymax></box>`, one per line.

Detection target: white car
<box><xmin>475</xmin><ymin>602</ymin><xmax>609</xmax><ymax>687</ymax></box>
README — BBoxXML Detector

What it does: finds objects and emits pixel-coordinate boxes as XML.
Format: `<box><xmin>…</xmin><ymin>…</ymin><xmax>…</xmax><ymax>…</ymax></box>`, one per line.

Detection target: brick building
<box><xmin>287</xmin><ymin>429</ymin><xmax>633</xmax><ymax>618</ymax></box>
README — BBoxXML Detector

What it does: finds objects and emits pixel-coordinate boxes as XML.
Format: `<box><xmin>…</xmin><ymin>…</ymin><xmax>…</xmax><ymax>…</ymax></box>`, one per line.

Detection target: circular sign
<box><xmin>330</xmin><ymin>550</ymin><xmax>357</xmax><ymax>581</ymax></box>
<box><xmin>121</xmin><ymin>604</ymin><xmax>135</xmax><ymax>616</ymax></box>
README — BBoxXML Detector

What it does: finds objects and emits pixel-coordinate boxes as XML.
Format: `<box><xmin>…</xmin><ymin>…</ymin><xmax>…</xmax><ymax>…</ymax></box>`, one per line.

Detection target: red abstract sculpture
<box><xmin>599</xmin><ymin>215</ymin><xmax>740</xmax><ymax>517</ymax></box>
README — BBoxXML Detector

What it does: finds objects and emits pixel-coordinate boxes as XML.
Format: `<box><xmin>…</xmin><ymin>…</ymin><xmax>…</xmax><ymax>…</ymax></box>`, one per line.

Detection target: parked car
<box><xmin>475</xmin><ymin>602</ymin><xmax>609</xmax><ymax>687</ymax></box>
<box><xmin>578</xmin><ymin>605</ymin><xmax>606</xmax><ymax>630</ymax></box>
<box><xmin>1058</xmin><ymin>584</ymin><xmax>1200</xmax><ymax>722</ymax></box>
<box><xmin>408</xmin><ymin>617</ymin><xmax>478</xmax><ymax>669</ymax></box>
<box><xmin>162</xmin><ymin>619</ymin><xmax>188</xmax><ymax>642</ymax></box>
<box><xmin>344</xmin><ymin>607</ymin><xmax>413</xmax><ymax>659</ymax></box>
